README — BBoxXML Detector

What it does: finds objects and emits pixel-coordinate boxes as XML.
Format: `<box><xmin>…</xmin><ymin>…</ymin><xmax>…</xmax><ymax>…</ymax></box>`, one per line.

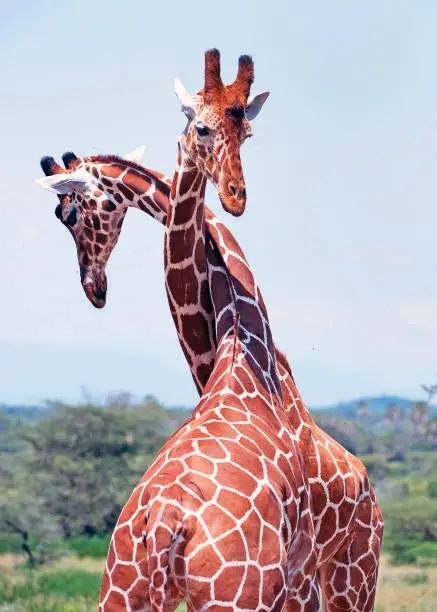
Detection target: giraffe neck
<box><xmin>80</xmin><ymin>156</ymin><xmax>297</xmax><ymax>412</ymax></box>
<box><xmin>167</xmin><ymin>143</ymin><xmax>207</xmax><ymax>232</ymax></box>
<box><xmin>205</xmin><ymin>231</ymin><xmax>283</xmax><ymax>402</ymax></box>
<box><xmin>164</xmin><ymin>143</ymin><xmax>216</xmax><ymax>392</ymax></box>
<box><xmin>166</xmin><ymin>139</ymin><xmax>282</xmax><ymax>402</ymax></box>
<box><xmin>83</xmin><ymin>156</ymin><xmax>170</xmax><ymax>224</ymax></box>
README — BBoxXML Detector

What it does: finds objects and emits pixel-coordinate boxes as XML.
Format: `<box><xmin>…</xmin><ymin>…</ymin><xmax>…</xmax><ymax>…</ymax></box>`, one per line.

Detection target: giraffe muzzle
<box><xmin>219</xmin><ymin>181</ymin><xmax>247</xmax><ymax>217</ymax></box>
<box><xmin>82</xmin><ymin>274</ymin><xmax>107</xmax><ymax>309</ymax></box>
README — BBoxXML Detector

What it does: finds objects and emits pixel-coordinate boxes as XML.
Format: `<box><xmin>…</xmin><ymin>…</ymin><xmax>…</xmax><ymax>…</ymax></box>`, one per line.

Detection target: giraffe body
<box><xmin>101</xmin><ymin>337</ymin><xmax>317</xmax><ymax>611</ymax></box>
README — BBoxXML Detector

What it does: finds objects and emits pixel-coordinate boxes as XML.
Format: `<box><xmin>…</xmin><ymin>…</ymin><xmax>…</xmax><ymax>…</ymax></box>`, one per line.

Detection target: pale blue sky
<box><xmin>1</xmin><ymin>1</ymin><xmax>436</xmax><ymax>407</ymax></box>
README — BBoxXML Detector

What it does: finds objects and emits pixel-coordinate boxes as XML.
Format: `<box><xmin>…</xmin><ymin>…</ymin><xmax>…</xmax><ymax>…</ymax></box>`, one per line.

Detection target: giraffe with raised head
<box><xmin>103</xmin><ymin>48</ymin><xmax>318</xmax><ymax>610</ymax></box>
<box><xmin>37</xmin><ymin>51</ymin><xmax>383</xmax><ymax>610</ymax></box>
<box><xmin>160</xmin><ymin>47</ymin><xmax>382</xmax><ymax>611</ymax></box>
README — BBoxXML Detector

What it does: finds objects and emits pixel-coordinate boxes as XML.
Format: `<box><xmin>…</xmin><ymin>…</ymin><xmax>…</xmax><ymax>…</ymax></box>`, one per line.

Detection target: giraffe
<box><xmin>108</xmin><ymin>49</ymin><xmax>319</xmax><ymax>611</ymax></box>
<box><xmin>160</xmin><ymin>48</ymin><xmax>382</xmax><ymax>612</ymax></box>
<box><xmin>36</xmin><ymin>50</ymin><xmax>383</xmax><ymax>610</ymax></box>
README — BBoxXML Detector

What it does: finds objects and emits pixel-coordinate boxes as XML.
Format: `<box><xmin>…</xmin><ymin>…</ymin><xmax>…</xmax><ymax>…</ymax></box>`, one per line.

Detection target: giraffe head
<box><xmin>35</xmin><ymin>147</ymin><xmax>147</xmax><ymax>308</ymax></box>
<box><xmin>175</xmin><ymin>49</ymin><xmax>269</xmax><ymax>216</ymax></box>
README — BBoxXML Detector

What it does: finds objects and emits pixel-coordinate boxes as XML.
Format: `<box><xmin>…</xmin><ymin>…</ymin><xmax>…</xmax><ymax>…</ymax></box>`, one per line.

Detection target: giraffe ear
<box><xmin>246</xmin><ymin>91</ymin><xmax>270</xmax><ymax>121</ymax></box>
<box><xmin>174</xmin><ymin>78</ymin><xmax>196</xmax><ymax>120</ymax></box>
<box><xmin>35</xmin><ymin>167</ymin><xmax>93</xmax><ymax>195</ymax></box>
<box><xmin>124</xmin><ymin>145</ymin><xmax>145</xmax><ymax>164</ymax></box>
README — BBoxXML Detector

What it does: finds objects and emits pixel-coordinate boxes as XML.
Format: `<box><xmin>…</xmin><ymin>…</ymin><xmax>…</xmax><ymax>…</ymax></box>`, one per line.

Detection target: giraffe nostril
<box><xmin>239</xmin><ymin>188</ymin><xmax>246</xmax><ymax>200</ymax></box>
<box><xmin>94</xmin><ymin>288</ymin><xmax>106</xmax><ymax>301</ymax></box>
<box><xmin>229</xmin><ymin>184</ymin><xmax>237</xmax><ymax>196</ymax></box>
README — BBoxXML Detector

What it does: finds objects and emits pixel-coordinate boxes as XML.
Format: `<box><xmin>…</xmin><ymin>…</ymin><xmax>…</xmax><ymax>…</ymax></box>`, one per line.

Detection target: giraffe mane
<box><xmin>84</xmin><ymin>155</ymin><xmax>170</xmax><ymax>188</ymax></box>
<box><xmin>86</xmin><ymin>154</ymin><xmax>148</xmax><ymax>174</ymax></box>
<box><xmin>275</xmin><ymin>348</ymin><xmax>295</xmax><ymax>382</ymax></box>
<box><xmin>206</xmin><ymin>232</ymin><xmax>242</xmax><ymax>369</ymax></box>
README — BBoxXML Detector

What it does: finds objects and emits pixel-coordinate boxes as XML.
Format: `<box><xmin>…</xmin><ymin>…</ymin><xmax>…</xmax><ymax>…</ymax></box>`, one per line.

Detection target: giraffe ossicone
<box><xmin>124</xmin><ymin>145</ymin><xmax>146</xmax><ymax>164</ymax></box>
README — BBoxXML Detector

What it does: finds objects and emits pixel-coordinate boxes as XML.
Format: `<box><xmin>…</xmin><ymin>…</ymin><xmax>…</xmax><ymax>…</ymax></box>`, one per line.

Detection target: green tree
<box><xmin>428</xmin><ymin>482</ymin><xmax>437</xmax><ymax>499</ymax></box>
<box><xmin>356</xmin><ymin>400</ymin><xmax>369</xmax><ymax>420</ymax></box>
<box><xmin>313</xmin><ymin>415</ymin><xmax>367</xmax><ymax>455</ymax></box>
<box><xmin>0</xmin><ymin>493</ymin><xmax>63</xmax><ymax>566</ymax></box>
<box><xmin>15</xmin><ymin>398</ymin><xmax>174</xmax><ymax>538</ymax></box>
<box><xmin>383</xmin><ymin>496</ymin><xmax>437</xmax><ymax>543</ymax></box>
<box><xmin>384</xmin><ymin>403</ymin><xmax>402</xmax><ymax>424</ymax></box>
<box><xmin>410</xmin><ymin>401</ymin><xmax>428</xmax><ymax>426</ymax></box>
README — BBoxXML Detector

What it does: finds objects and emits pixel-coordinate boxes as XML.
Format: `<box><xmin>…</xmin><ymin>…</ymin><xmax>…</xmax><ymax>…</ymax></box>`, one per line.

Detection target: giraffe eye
<box><xmin>55</xmin><ymin>204</ymin><xmax>63</xmax><ymax>220</ymax></box>
<box><xmin>196</xmin><ymin>124</ymin><xmax>210</xmax><ymax>137</ymax></box>
<box><xmin>66</xmin><ymin>209</ymin><xmax>77</xmax><ymax>226</ymax></box>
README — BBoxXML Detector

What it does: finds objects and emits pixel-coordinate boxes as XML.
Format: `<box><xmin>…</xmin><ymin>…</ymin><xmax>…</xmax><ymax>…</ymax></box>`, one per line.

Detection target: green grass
<box><xmin>0</xmin><ymin>600</ymin><xmax>94</xmax><ymax>611</ymax></box>
<box><xmin>404</xmin><ymin>572</ymin><xmax>429</xmax><ymax>585</ymax></box>
<box><xmin>0</xmin><ymin>570</ymin><xmax>101</xmax><ymax>608</ymax></box>
<box><xmin>36</xmin><ymin>571</ymin><xmax>100</xmax><ymax>598</ymax></box>
<box><xmin>1</xmin><ymin>552</ymin><xmax>436</xmax><ymax>612</ymax></box>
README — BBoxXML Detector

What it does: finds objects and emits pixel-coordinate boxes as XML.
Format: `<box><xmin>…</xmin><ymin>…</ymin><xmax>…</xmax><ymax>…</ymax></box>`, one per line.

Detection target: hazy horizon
<box><xmin>1</xmin><ymin>390</ymin><xmax>431</xmax><ymax>411</ymax></box>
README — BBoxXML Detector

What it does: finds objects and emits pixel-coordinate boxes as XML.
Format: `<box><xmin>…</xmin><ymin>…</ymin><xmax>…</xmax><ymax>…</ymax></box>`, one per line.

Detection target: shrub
<box><xmin>67</xmin><ymin>535</ymin><xmax>111</xmax><ymax>559</ymax></box>
<box><xmin>0</xmin><ymin>532</ymin><xmax>21</xmax><ymax>554</ymax></box>
<box><xmin>382</xmin><ymin>538</ymin><xmax>419</xmax><ymax>564</ymax></box>
<box><xmin>359</xmin><ymin>455</ymin><xmax>387</xmax><ymax>479</ymax></box>
<box><xmin>0</xmin><ymin>500</ymin><xmax>65</xmax><ymax>567</ymax></box>
<box><xmin>427</xmin><ymin>481</ymin><xmax>437</xmax><ymax>498</ymax></box>
<box><xmin>383</xmin><ymin>538</ymin><xmax>437</xmax><ymax>565</ymax></box>
<box><xmin>385</xmin><ymin>461</ymin><xmax>408</xmax><ymax>477</ymax></box>
<box><xmin>382</xmin><ymin>496</ymin><xmax>437</xmax><ymax>543</ymax></box>
<box><xmin>401</xmin><ymin>477</ymin><xmax>428</xmax><ymax>496</ymax></box>
<box><xmin>411</xmin><ymin>541</ymin><xmax>437</xmax><ymax>565</ymax></box>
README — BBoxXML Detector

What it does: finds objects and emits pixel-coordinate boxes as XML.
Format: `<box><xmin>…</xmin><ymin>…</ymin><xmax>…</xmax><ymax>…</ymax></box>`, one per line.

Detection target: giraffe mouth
<box><xmin>219</xmin><ymin>192</ymin><xmax>247</xmax><ymax>217</ymax></box>
<box><xmin>82</xmin><ymin>280</ymin><xmax>107</xmax><ymax>309</ymax></box>
<box><xmin>218</xmin><ymin>177</ymin><xmax>247</xmax><ymax>217</ymax></box>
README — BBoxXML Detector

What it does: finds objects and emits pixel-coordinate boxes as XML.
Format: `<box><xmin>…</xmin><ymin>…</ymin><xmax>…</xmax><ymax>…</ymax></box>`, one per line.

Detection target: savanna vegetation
<box><xmin>0</xmin><ymin>383</ymin><xmax>436</xmax><ymax>611</ymax></box>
